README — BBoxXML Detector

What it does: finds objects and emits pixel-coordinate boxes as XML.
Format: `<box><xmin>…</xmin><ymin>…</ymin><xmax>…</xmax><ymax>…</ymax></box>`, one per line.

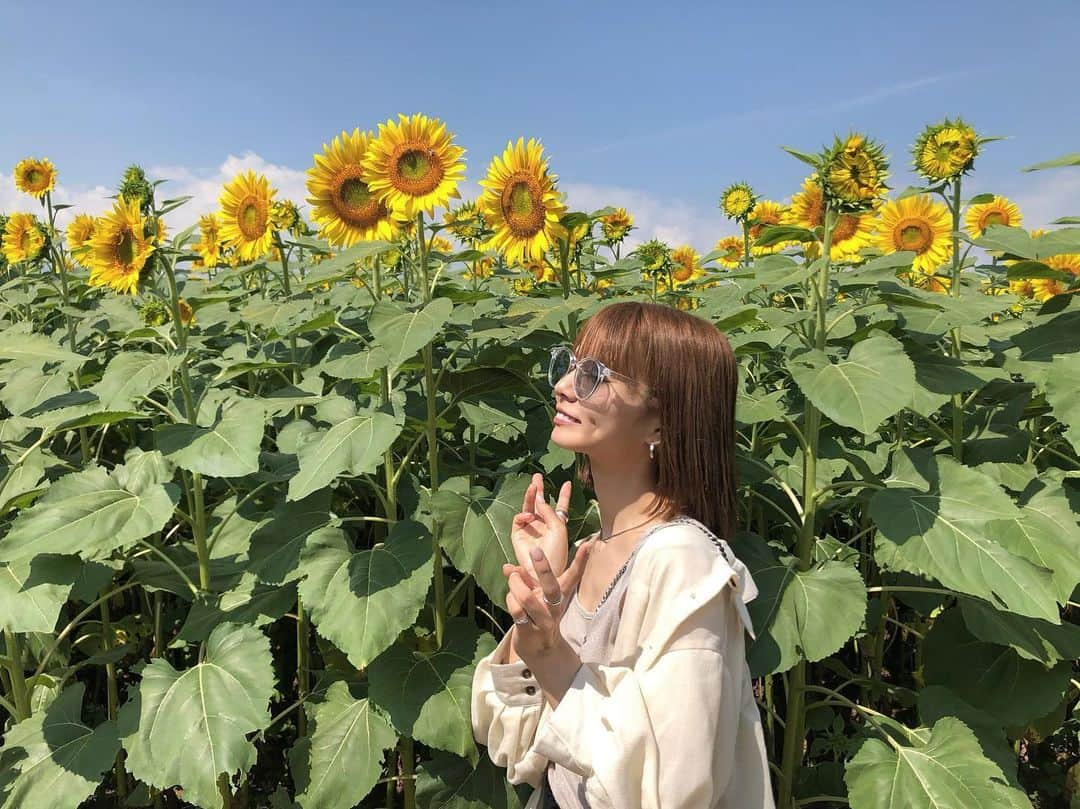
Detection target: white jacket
<box><xmin>471</xmin><ymin>521</ymin><xmax>776</xmax><ymax>808</ymax></box>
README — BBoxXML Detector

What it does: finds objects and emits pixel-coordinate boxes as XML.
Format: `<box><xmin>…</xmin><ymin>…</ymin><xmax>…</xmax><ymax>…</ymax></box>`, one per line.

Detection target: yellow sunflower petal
<box><xmin>874</xmin><ymin>194</ymin><xmax>953</xmax><ymax>273</ymax></box>
<box><xmin>13</xmin><ymin>157</ymin><xmax>57</xmax><ymax>198</ymax></box>
<box><xmin>2</xmin><ymin>212</ymin><xmax>47</xmax><ymax>264</ymax></box>
<box><xmin>218</xmin><ymin>170</ymin><xmax>277</xmax><ymax>262</ymax></box>
<box><xmin>964</xmin><ymin>196</ymin><xmax>1022</xmax><ymax>238</ymax></box>
<box><xmin>87</xmin><ymin>197</ymin><xmax>155</xmax><ymax>295</ymax></box>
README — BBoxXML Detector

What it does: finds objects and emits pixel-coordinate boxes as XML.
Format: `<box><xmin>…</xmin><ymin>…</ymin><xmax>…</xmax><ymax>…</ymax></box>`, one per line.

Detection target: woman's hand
<box><xmin>510</xmin><ymin>473</ymin><xmax>573</xmax><ymax>579</ymax></box>
<box><xmin>503</xmin><ymin>540</ymin><xmax>593</xmax><ymax>659</ymax></box>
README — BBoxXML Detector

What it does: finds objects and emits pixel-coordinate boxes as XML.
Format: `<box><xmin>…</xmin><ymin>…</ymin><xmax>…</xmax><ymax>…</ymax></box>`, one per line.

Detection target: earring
<box><xmin>649</xmin><ymin>441</ymin><xmax>656</xmax><ymax>459</ymax></box>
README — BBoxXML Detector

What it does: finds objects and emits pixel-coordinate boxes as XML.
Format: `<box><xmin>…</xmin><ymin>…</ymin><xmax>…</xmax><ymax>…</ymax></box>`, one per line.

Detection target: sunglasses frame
<box><xmin>547</xmin><ymin>346</ymin><xmax>646</xmax><ymax>400</ymax></box>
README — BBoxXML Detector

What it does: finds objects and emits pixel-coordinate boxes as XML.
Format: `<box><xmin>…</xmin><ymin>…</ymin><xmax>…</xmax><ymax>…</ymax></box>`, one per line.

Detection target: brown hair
<box><xmin>572</xmin><ymin>300</ymin><xmax>739</xmax><ymax>541</ymax></box>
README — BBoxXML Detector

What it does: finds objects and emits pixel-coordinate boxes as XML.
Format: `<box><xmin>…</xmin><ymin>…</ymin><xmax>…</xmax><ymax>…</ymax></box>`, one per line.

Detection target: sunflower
<box><xmin>964</xmin><ymin>196</ymin><xmax>1022</xmax><ymax>238</ymax></box>
<box><xmin>219</xmin><ymin>170</ymin><xmax>277</xmax><ymax>262</ymax></box>
<box><xmin>271</xmin><ymin>199</ymin><xmax>302</xmax><ymax>235</ymax></box>
<box><xmin>902</xmin><ymin>270</ymin><xmax>951</xmax><ymax>294</ymax></box>
<box><xmin>747</xmin><ymin>200</ymin><xmax>790</xmax><ymax>255</ymax></box>
<box><xmin>443</xmin><ymin>200</ymin><xmax>487</xmax><ymax>243</ymax></box>
<box><xmin>720</xmin><ymin>182</ymin><xmax>757</xmax><ymax>222</ymax></box>
<box><xmin>306</xmin><ymin>129</ymin><xmax>400</xmax><ymax>247</ymax></box>
<box><xmin>1008</xmin><ymin>278</ymin><xmax>1035</xmax><ymax>299</ymax></box>
<box><xmin>522</xmin><ymin>257</ymin><xmax>558</xmax><ymax>283</ymax></box>
<box><xmin>670</xmin><ymin>245</ymin><xmax>704</xmax><ymax>287</ymax></box>
<box><xmin>479</xmin><ymin>137</ymin><xmax>567</xmax><ymax>264</ymax></box>
<box><xmin>782</xmin><ymin>176</ymin><xmax>876</xmax><ymax>262</ymax></box>
<box><xmin>2</xmin><ymin>212</ymin><xmax>46</xmax><ymax>264</ymax></box>
<box><xmin>463</xmin><ymin>255</ymin><xmax>495</xmax><ymax>280</ymax></box>
<box><xmin>820</xmin><ymin>133</ymin><xmax>889</xmax><ymax>211</ymax></box>
<box><xmin>66</xmin><ymin>213</ymin><xmax>97</xmax><ymax>265</ymax></box>
<box><xmin>636</xmin><ymin>239</ymin><xmax>670</xmax><ymax>275</ymax></box>
<box><xmin>429</xmin><ymin>235</ymin><xmax>455</xmax><ymax>253</ymax></box>
<box><xmin>88</xmin><ymin>197</ymin><xmax>155</xmax><ymax>295</ymax></box>
<box><xmin>591</xmin><ymin>276</ymin><xmax>615</xmax><ymax>293</ymax></box>
<box><xmin>363</xmin><ymin>113</ymin><xmax>466</xmax><ymax>218</ymax></box>
<box><xmin>1030</xmin><ymin>253</ymin><xmax>1080</xmax><ymax>302</ymax></box>
<box><xmin>512</xmin><ymin>277</ymin><xmax>535</xmax><ymax>295</ymax></box>
<box><xmin>600</xmin><ymin>208</ymin><xmax>633</xmax><ymax>242</ymax></box>
<box><xmin>913</xmin><ymin>118</ymin><xmax>978</xmax><ymax>182</ymax></box>
<box><xmin>13</xmin><ymin>157</ymin><xmax>57</xmax><ymax>198</ymax></box>
<box><xmin>192</xmin><ymin>213</ymin><xmax>222</xmax><ymax>267</ymax></box>
<box><xmin>713</xmin><ymin>235</ymin><xmax>744</xmax><ymax>269</ymax></box>
<box><xmin>119</xmin><ymin>164</ymin><xmax>154</xmax><ymax>211</ymax></box>
<box><xmin>151</xmin><ymin>216</ymin><xmax>168</xmax><ymax>246</ymax></box>
<box><xmin>874</xmin><ymin>195</ymin><xmax>952</xmax><ymax>273</ymax></box>
<box><xmin>177</xmin><ymin>298</ymin><xmax>195</xmax><ymax>325</ymax></box>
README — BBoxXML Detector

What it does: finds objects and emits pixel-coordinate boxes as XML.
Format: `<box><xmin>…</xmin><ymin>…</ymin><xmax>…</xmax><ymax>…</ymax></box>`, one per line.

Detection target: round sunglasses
<box><xmin>547</xmin><ymin>346</ymin><xmax>647</xmax><ymax>400</ymax></box>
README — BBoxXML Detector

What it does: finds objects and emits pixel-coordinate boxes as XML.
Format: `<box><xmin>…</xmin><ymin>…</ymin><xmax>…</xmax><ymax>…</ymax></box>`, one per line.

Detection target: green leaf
<box><xmin>291</xmin><ymin>681</ymin><xmax>398</xmax><ymax>809</ymax></box>
<box><xmin>120</xmin><ymin>623</ymin><xmax>275</xmax><ymax>809</ymax></box>
<box><xmin>368</xmin><ymin>297</ymin><xmax>454</xmax><ymax>375</ymax></box>
<box><xmin>457</xmin><ymin>398</ymin><xmax>529</xmax><ymax>442</ymax></box>
<box><xmin>0</xmin><ymin>555</ymin><xmax>81</xmax><ymax>633</ymax></box>
<box><xmin>0</xmin><ymin>683</ymin><xmax>120</xmax><ymax>809</ymax></box>
<box><xmin>1044</xmin><ymin>352</ymin><xmax>1080</xmax><ymax>454</ymax></box>
<box><xmin>0</xmin><ymin>464</ymin><xmax>179</xmax><ymax>564</ymax></box>
<box><xmin>970</xmin><ymin>225</ymin><xmax>1034</xmax><ymax>259</ymax></box>
<box><xmin>415</xmin><ymin>748</ymin><xmax>528</xmax><ymax>808</ymax></box>
<box><xmin>368</xmin><ymin>617</ymin><xmax>494</xmax><ymax>758</ymax></box>
<box><xmin>960</xmin><ymin>599</ymin><xmax>1080</xmax><ymax>667</ymax></box>
<box><xmin>787</xmin><ymin>336</ymin><xmax>915</xmax><ymax>434</ymax></box>
<box><xmin>0</xmin><ymin>331</ymin><xmax>85</xmax><ymax>367</ymax></box>
<box><xmin>753</xmin><ymin>225</ymin><xmax>815</xmax><ymax>248</ymax></box>
<box><xmin>288</xmin><ymin>408</ymin><xmax>402</xmax><ymax>501</ymax></box>
<box><xmin>92</xmin><ymin>351</ymin><xmax>180</xmax><ymax>411</ymax></box>
<box><xmin>176</xmin><ymin>573</ymin><xmax>297</xmax><ymax>643</ymax></box>
<box><xmin>728</xmin><ymin>535</ymin><xmax>867</xmax><ymax>676</ymax></box>
<box><xmin>922</xmin><ymin>609</ymin><xmax>1070</xmax><ymax>727</ymax></box>
<box><xmin>1022</xmin><ymin>152</ymin><xmax>1080</xmax><ymax>171</ymax></box>
<box><xmin>247</xmin><ymin>491</ymin><xmax>334</xmax><ymax>585</ymax></box>
<box><xmin>845</xmin><ymin>715</ymin><xmax>1028</xmax><ymax>809</ymax></box>
<box><xmin>299</xmin><ymin>522</ymin><xmax>434</xmax><ymax>669</ymax></box>
<box><xmin>871</xmin><ymin>449</ymin><xmax>1057</xmax><ymax>621</ymax></box>
<box><xmin>155</xmin><ymin>398</ymin><xmax>265</xmax><ymax>477</ymax></box>
<box><xmin>781</xmin><ymin>146</ymin><xmax>821</xmax><ymax>168</ymax></box>
<box><xmin>429</xmin><ymin>474</ymin><xmax>531</xmax><ymax>606</ymax></box>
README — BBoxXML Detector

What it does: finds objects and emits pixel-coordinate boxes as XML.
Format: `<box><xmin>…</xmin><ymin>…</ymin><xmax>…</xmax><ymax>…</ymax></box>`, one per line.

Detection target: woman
<box><xmin>470</xmin><ymin>301</ymin><xmax>776</xmax><ymax>808</ymax></box>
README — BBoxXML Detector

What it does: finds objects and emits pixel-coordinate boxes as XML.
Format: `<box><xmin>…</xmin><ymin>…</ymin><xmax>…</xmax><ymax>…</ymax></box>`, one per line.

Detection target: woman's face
<box><xmin>550</xmin><ymin>351</ymin><xmax>661</xmax><ymax>461</ymax></box>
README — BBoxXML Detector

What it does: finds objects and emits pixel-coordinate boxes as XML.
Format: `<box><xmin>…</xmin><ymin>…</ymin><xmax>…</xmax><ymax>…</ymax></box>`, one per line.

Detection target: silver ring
<box><xmin>543</xmin><ymin>593</ymin><xmax>564</xmax><ymax>607</ymax></box>
<box><xmin>513</xmin><ymin>615</ymin><xmax>532</xmax><ymax>625</ymax></box>
<box><xmin>555</xmin><ymin>508</ymin><xmax>569</xmax><ymax>521</ymax></box>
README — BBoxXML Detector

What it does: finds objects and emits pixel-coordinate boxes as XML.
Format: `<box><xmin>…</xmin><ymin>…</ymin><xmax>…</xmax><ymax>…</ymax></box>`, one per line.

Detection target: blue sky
<box><xmin>3</xmin><ymin>0</ymin><xmax>1079</xmax><ymax>250</ymax></box>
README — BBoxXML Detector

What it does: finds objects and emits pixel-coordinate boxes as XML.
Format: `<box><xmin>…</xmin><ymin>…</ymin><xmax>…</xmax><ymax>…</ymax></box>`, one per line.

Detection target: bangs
<box><xmin>573</xmin><ymin>305</ymin><xmax>662</xmax><ymax>399</ymax></box>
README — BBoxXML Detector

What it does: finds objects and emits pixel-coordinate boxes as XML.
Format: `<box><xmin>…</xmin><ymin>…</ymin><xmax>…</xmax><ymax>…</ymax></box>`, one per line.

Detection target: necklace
<box><xmin>595</xmin><ymin>514</ymin><xmax>667</xmax><ymax>542</ymax></box>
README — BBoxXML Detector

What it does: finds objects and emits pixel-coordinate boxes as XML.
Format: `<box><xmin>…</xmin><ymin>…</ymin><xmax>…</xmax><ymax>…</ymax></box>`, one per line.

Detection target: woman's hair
<box><xmin>571</xmin><ymin>300</ymin><xmax>739</xmax><ymax>541</ymax></box>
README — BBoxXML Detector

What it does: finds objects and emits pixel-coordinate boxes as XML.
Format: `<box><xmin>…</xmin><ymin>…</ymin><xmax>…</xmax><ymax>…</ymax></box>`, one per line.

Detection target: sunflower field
<box><xmin>1</xmin><ymin>114</ymin><xmax>1079</xmax><ymax>809</ymax></box>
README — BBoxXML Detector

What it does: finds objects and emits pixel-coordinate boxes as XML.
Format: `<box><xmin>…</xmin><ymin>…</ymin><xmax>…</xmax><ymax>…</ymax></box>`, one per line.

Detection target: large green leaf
<box><xmin>429</xmin><ymin>474</ymin><xmax>531</xmax><ymax>606</ymax></box>
<box><xmin>155</xmin><ymin>397</ymin><xmax>265</xmax><ymax>477</ymax></box>
<box><xmin>786</xmin><ymin>335</ymin><xmax>915</xmax><ymax>434</ymax></box>
<box><xmin>922</xmin><ymin>609</ymin><xmax>1071</xmax><ymax>727</ymax></box>
<box><xmin>368</xmin><ymin>297</ymin><xmax>454</xmax><ymax>374</ymax></box>
<box><xmin>1043</xmin><ymin>352</ymin><xmax>1080</xmax><ymax>454</ymax></box>
<box><xmin>0</xmin><ymin>331</ymin><xmax>85</xmax><ymax>367</ymax></box>
<box><xmin>960</xmin><ymin>599</ymin><xmax>1080</xmax><ymax>667</ymax></box>
<box><xmin>299</xmin><ymin>521</ymin><xmax>434</xmax><ymax>669</ymax></box>
<box><xmin>728</xmin><ymin>533</ymin><xmax>866</xmax><ymax>676</ymax></box>
<box><xmin>120</xmin><ymin>623</ymin><xmax>275</xmax><ymax>809</ymax></box>
<box><xmin>176</xmin><ymin>572</ymin><xmax>297</xmax><ymax>643</ymax></box>
<box><xmin>247</xmin><ymin>491</ymin><xmax>334</xmax><ymax>584</ymax></box>
<box><xmin>870</xmin><ymin>448</ymin><xmax>1058</xmax><ymax>622</ymax></box>
<box><xmin>845</xmin><ymin>716</ymin><xmax>1028</xmax><ymax>809</ymax></box>
<box><xmin>92</xmin><ymin>351</ymin><xmax>180</xmax><ymax>411</ymax></box>
<box><xmin>368</xmin><ymin>617</ymin><xmax>494</xmax><ymax>758</ymax></box>
<box><xmin>0</xmin><ymin>555</ymin><xmax>81</xmax><ymax>633</ymax></box>
<box><xmin>0</xmin><ymin>683</ymin><xmax>120</xmax><ymax>809</ymax></box>
<box><xmin>415</xmin><ymin>749</ymin><xmax>528</xmax><ymax>809</ymax></box>
<box><xmin>291</xmin><ymin>681</ymin><xmax>398</xmax><ymax>809</ymax></box>
<box><xmin>287</xmin><ymin>408</ymin><xmax>402</xmax><ymax>501</ymax></box>
<box><xmin>0</xmin><ymin>463</ymin><xmax>179</xmax><ymax>564</ymax></box>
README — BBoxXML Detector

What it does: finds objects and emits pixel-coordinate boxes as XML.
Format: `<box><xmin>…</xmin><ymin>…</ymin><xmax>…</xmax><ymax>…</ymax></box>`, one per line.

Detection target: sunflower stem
<box><xmin>2</xmin><ymin>629</ymin><xmax>31</xmax><ymax>721</ymax></box>
<box><xmin>99</xmin><ymin>588</ymin><xmax>129</xmax><ymax>799</ymax></box>
<box><xmin>777</xmin><ymin>203</ymin><xmax>835</xmax><ymax>809</ymax></box>
<box><xmin>948</xmin><ymin>177</ymin><xmax>964</xmax><ymax>462</ymax></box>
<box><xmin>417</xmin><ymin>212</ymin><xmax>447</xmax><ymax>649</ymax></box>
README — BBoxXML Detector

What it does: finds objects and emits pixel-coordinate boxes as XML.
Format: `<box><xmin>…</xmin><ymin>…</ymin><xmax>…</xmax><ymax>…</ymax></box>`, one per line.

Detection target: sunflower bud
<box><xmin>599</xmin><ymin>208</ymin><xmax>634</xmax><ymax>243</ymax></box>
<box><xmin>818</xmin><ymin>133</ymin><xmax>890</xmax><ymax>212</ymax></box>
<box><xmin>635</xmin><ymin>239</ymin><xmax>670</xmax><ymax>274</ymax></box>
<box><xmin>119</xmin><ymin>164</ymin><xmax>154</xmax><ymax>212</ymax></box>
<box><xmin>912</xmin><ymin>117</ymin><xmax>979</xmax><ymax>183</ymax></box>
<box><xmin>719</xmin><ymin>182</ymin><xmax>758</xmax><ymax>223</ymax></box>
<box><xmin>140</xmin><ymin>299</ymin><xmax>171</xmax><ymax>327</ymax></box>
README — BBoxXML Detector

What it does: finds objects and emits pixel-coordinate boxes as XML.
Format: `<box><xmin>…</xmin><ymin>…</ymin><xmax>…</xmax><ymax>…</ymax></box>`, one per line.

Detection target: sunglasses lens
<box><xmin>549</xmin><ymin>348</ymin><xmax>572</xmax><ymax>387</ymax></box>
<box><xmin>575</xmin><ymin>359</ymin><xmax>601</xmax><ymax>399</ymax></box>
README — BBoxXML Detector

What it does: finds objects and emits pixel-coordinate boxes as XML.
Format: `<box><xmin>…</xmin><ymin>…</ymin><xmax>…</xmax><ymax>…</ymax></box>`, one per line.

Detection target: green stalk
<box><xmin>742</xmin><ymin>220</ymin><xmax>752</xmax><ymax>267</ymax></box>
<box><xmin>398</xmin><ymin>735</ymin><xmax>415</xmax><ymax>808</ymax></box>
<box><xmin>948</xmin><ymin>178</ymin><xmax>964</xmax><ymax>461</ymax></box>
<box><xmin>2</xmin><ymin>629</ymin><xmax>31</xmax><ymax>721</ymax></box>
<box><xmin>777</xmin><ymin>206</ymin><xmax>836</xmax><ymax>809</ymax></box>
<box><xmin>99</xmin><ymin>589</ymin><xmax>128</xmax><ymax>799</ymax></box>
<box><xmin>417</xmin><ymin>213</ymin><xmax>447</xmax><ymax>650</ymax></box>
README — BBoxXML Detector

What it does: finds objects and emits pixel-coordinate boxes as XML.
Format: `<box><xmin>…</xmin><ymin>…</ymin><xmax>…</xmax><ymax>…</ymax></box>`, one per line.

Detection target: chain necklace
<box><xmin>595</xmin><ymin>514</ymin><xmax>666</xmax><ymax>542</ymax></box>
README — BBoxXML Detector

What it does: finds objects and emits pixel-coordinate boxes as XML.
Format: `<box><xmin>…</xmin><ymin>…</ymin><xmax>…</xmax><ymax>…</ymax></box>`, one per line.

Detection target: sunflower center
<box><xmin>832</xmin><ymin>214</ymin><xmax>858</xmax><ymax>243</ymax></box>
<box><xmin>17</xmin><ymin>229</ymin><xmax>30</xmax><ymax>252</ymax></box>
<box><xmin>981</xmin><ymin>211</ymin><xmax>1007</xmax><ymax>229</ymax></box>
<box><xmin>895</xmin><ymin>218</ymin><xmax>932</xmax><ymax>253</ymax></box>
<box><xmin>331</xmin><ymin>168</ymin><xmax>386</xmax><ymax>229</ymax></box>
<box><xmin>238</xmin><ymin>194</ymin><xmax>268</xmax><ymax>240</ymax></box>
<box><xmin>391</xmin><ymin>144</ymin><xmax>445</xmax><ymax>197</ymax></box>
<box><xmin>116</xmin><ymin>228</ymin><xmax>135</xmax><ymax>267</ymax></box>
<box><xmin>27</xmin><ymin>169</ymin><xmax>43</xmax><ymax>186</ymax></box>
<box><xmin>500</xmin><ymin>173</ymin><xmax>546</xmax><ymax>238</ymax></box>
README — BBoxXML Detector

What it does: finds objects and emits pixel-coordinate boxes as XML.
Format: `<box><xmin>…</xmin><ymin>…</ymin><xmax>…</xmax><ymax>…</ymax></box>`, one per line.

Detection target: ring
<box><xmin>513</xmin><ymin>615</ymin><xmax>532</xmax><ymax>625</ymax></box>
<box><xmin>543</xmin><ymin>593</ymin><xmax>563</xmax><ymax>607</ymax></box>
<box><xmin>555</xmin><ymin>508</ymin><xmax>569</xmax><ymax>521</ymax></box>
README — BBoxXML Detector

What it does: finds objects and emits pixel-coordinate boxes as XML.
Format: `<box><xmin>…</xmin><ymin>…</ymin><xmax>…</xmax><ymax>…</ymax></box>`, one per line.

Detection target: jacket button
<box><xmin>525</xmin><ymin>685</ymin><xmax>537</xmax><ymax>695</ymax></box>
<box><xmin>522</xmin><ymin>668</ymin><xmax>532</xmax><ymax>678</ymax></box>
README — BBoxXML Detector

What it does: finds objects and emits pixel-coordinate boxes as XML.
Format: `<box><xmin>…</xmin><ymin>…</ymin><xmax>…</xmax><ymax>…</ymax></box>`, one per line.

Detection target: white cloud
<box><xmin>563</xmin><ymin>182</ymin><xmax>722</xmax><ymax>253</ymax></box>
<box><xmin>1001</xmin><ymin>169</ymin><xmax>1080</xmax><ymax>231</ymax></box>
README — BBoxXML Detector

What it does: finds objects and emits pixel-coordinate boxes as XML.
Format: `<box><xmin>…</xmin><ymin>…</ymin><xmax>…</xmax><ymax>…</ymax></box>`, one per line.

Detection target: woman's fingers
<box><xmin>506</xmin><ymin>570</ymin><xmax>544</xmax><ymax>627</ymax></box>
<box><xmin>558</xmin><ymin>539</ymin><xmax>592</xmax><ymax>593</ymax></box>
<box><xmin>556</xmin><ymin>480</ymin><xmax>572</xmax><ymax>516</ymax></box>
<box><xmin>528</xmin><ymin>547</ymin><xmax>563</xmax><ymax>612</ymax></box>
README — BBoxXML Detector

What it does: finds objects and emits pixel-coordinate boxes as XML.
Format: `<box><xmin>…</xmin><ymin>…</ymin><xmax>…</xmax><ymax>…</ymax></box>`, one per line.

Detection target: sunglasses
<box><xmin>547</xmin><ymin>346</ymin><xmax>647</xmax><ymax>400</ymax></box>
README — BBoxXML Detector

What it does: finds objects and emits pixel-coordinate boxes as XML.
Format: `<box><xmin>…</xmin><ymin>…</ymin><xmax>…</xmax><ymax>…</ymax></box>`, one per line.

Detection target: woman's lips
<box><xmin>553</xmin><ymin>411</ymin><xmax>580</xmax><ymax>425</ymax></box>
